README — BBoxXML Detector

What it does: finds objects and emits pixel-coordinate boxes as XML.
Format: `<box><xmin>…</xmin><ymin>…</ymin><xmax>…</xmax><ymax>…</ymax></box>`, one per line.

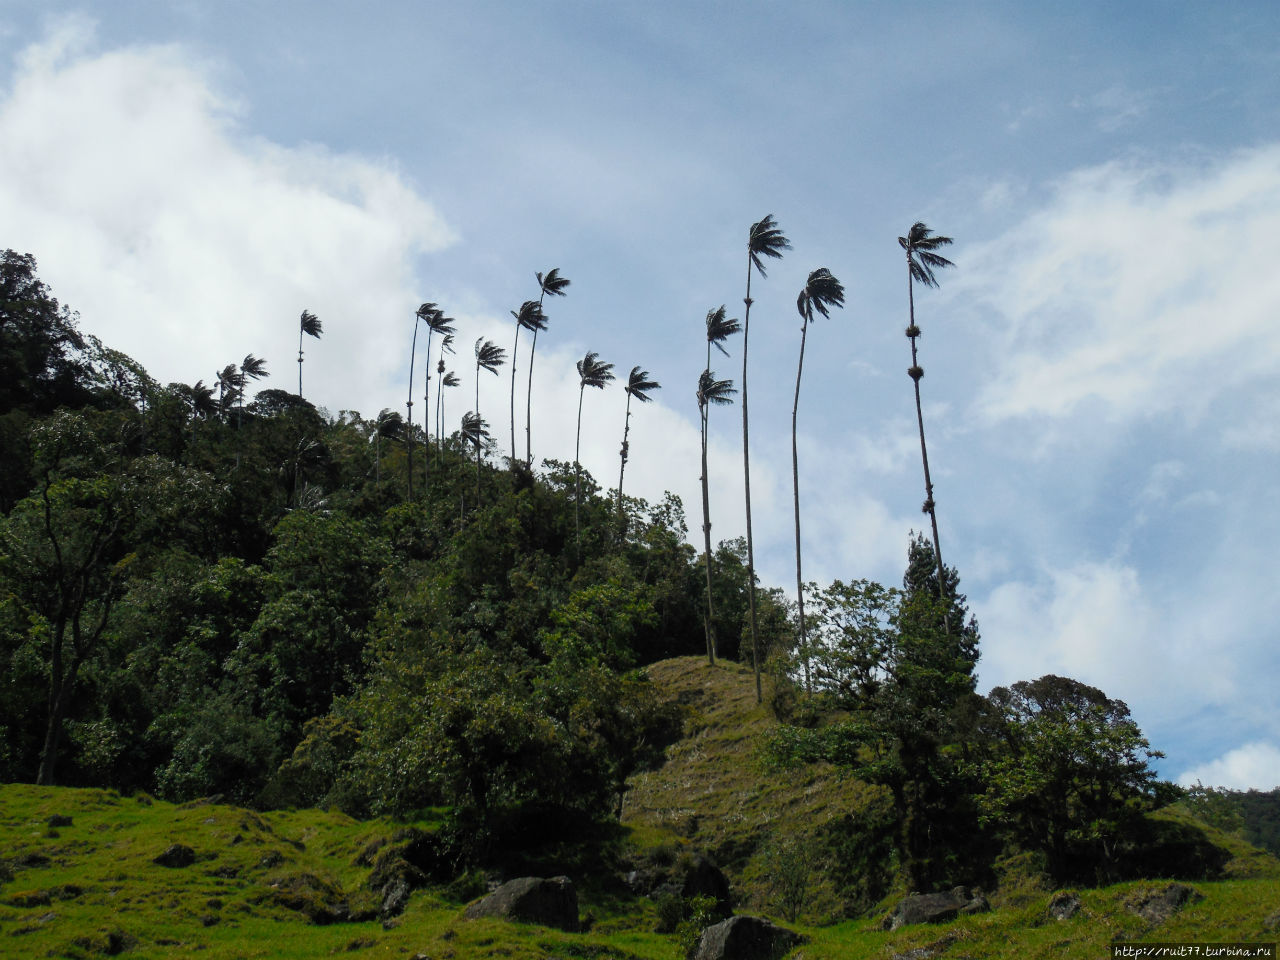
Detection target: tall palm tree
<box><xmin>899</xmin><ymin>222</ymin><xmax>955</xmax><ymax>615</ymax></box>
<box><xmin>616</xmin><ymin>366</ymin><xmax>660</xmax><ymax>530</ymax></box>
<box><xmin>422</xmin><ymin>308</ymin><xmax>457</xmax><ymax>494</ymax></box>
<box><xmin>297</xmin><ymin>309</ymin><xmax>322</xmax><ymax>398</ymax></box>
<box><xmin>434</xmin><ymin>331</ymin><xmax>456</xmax><ymax>460</ymax></box>
<box><xmin>406</xmin><ymin>303</ymin><xmax>437</xmax><ymax>502</ymax></box>
<box><xmin>742</xmin><ymin>214</ymin><xmax>790</xmax><ymax>702</ymax></box>
<box><xmin>234</xmin><ymin>354</ymin><xmax>268</xmax><ymax>469</ymax></box>
<box><xmin>793</xmin><ymin>267</ymin><xmax>845</xmax><ymax>691</ymax></box>
<box><xmin>574</xmin><ymin>351</ymin><xmax>614</xmax><ymax>551</ymax></box>
<box><xmin>509</xmin><ymin>300</ymin><xmax>546</xmax><ymax>464</ymax></box>
<box><xmin>186</xmin><ymin>379</ymin><xmax>218</xmax><ymax>445</ymax></box>
<box><xmin>697</xmin><ymin>369</ymin><xmax>736</xmax><ymax>666</ymax></box>
<box><xmin>705</xmin><ymin>304</ymin><xmax>741</xmax><ymax>371</ymax></box>
<box><xmin>473</xmin><ymin>338</ymin><xmax>506</xmax><ymax>500</ymax></box>
<box><xmin>215</xmin><ymin>362</ymin><xmax>245</xmax><ymax>420</ymax></box>
<box><xmin>437</xmin><ymin>368</ymin><xmax>459</xmax><ymax>468</ymax></box>
<box><xmin>527</xmin><ymin>268</ymin><xmax>570</xmax><ymax>467</ymax></box>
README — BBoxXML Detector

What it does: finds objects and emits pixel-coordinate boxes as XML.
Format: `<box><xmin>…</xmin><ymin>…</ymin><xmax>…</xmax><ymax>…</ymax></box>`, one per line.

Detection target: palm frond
<box><xmin>511</xmin><ymin>300</ymin><xmax>548</xmax><ymax>332</ymax></box>
<box><xmin>697</xmin><ymin>369</ymin><xmax>736</xmax><ymax>407</ymax></box>
<box><xmin>415</xmin><ymin>302</ymin><xmax>440</xmax><ymax>323</ymax></box>
<box><xmin>705</xmin><ymin>305</ymin><xmax>742</xmax><ymax>357</ymax></box>
<box><xmin>461</xmin><ymin>410</ymin><xmax>489</xmax><ymax>444</ymax></box>
<box><xmin>576</xmin><ymin>351</ymin><xmax>615</xmax><ymax>389</ymax></box>
<box><xmin>428</xmin><ymin>313</ymin><xmax>457</xmax><ymax>336</ymax></box>
<box><xmin>218</xmin><ymin>363</ymin><xmax>246</xmax><ymax>390</ymax></box>
<box><xmin>188</xmin><ymin>380</ymin><xmax>218</xmax><ymax>418</ymax></box>
<box><xmin>299</xmin><ymin>309</ymin><xmax>322</xmax><ymax>338</ymax></box>
<box><xmin>240</xmin><ymin>354</ymin><xmax>269</xmax><ymax>380</ymax></box>
<box><xmin>375</xmin><ymin>408</ymin><xmax>404</xmax><ymax>439</ymax></box>
<box><xmin>625</xmin><ymin>366</ymin><xmax>660</xmax><ymax>402</ymax></box>
<box><xmin>748</xmin><ymin>214</ymin><xmax>791</xmax><ymax>276</ymax></box>
<box><xmin>475</xmin><ymin>338</ymin><xmax>506</xmax><ymax>374</ymax></box>
<box><xmin>537</xmin><ymin>267</ymin><xmax>570</xmax><ymax>298</ymax></box>
<box><xmin>443</xmin><ymin>371</ymin><xmax>460</xmax><ymax>387</ymax></box>
<box><xmin>796</xmin><ymin>268</ymin><xmax>846</xmax><ymax>321</ymax></box>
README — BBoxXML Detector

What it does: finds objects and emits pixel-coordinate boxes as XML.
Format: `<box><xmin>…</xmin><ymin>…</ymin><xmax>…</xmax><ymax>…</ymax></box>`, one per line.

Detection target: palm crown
<box><xmin>475</xmin><ymin>339</ymin><xmax>506</xmax><ymax>375</ymax></box>
<box><xmin>697</xmin><ymin>369</ymin><xmax>736</xmax><ymax>407</ymax></box>
<box><xmin>624</xmin><ymin>366</ymin><xmax>660</xmax><ymax>403</ymax></box>
<box><xmin>299</xmin><ymin>309</ymin><xmax>322</xmax><ymax>339</ymax></box>
<box><xmin>576</xmin><ymin>351</ymin><xmax>615</xmax><ymax>389</ymax></box>
<box><xmin>796</xmin><ymin>268</ymin><xmax>846</xmax><ymax>322</ymax></box>
<box><xmin>537</xmin><ymin>268</ymin><xmax>570</xmax><ymax>299</ymax></box>
<box><xmin>705</xmin><ymin>305</ymin><xmax>742</xmax><ymax>357</ymax></box>
<box><xmin>512</xmin><ymin>300</ymin><xmax>547</xmax><ymax>333</ymax></box>
<box><xmin>748</xmin><ymin>214</ymin><xmax>792</xmax><ymax>277</ymax></box>
<box><xmin>899</xmin><ymin>222</ymin><xmax>955</xmax><ymax>288</ymax></box>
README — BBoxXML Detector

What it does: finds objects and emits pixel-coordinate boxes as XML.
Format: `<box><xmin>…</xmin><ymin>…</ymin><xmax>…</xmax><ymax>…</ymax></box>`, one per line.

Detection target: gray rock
<box><xmin>1047</xmin><ymin>891</ymin><xmax>1082</xmax><ymax>921</ymax></box>
<box><xmin>464</xmin><ymin>876</ymin><xmax>579</xmax><ymax>932</ymax></box>
<box><xmin>153</xmin><ymin>844</ymin><xmax>196</xmax><ymax>868</ymax></box>
<box><xmin>882</xmin><ymin>889</ymin><xmax>971</xmax><ymax>931</ymax></box>
<box><xmin>1125</xmin><ymin>883</ymin><xmax>1203</xmax><ymax>924</ymax></box>
<box><xmin>380</xmin><ymin>879</ymin><xmax>412</xmax><ymax>919</ymax></box>
<box><xmin>694</xmin><ymin>915</ymin><xmax>804</xmax><ymax>960</ymax></box>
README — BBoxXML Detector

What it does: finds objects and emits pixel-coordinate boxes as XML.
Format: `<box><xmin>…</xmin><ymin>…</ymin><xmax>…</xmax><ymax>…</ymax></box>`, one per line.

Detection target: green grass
<box><xmin>4</xmin><ymin>658</ymin><xmax>1279</xmax><ymax>957</ymax></box>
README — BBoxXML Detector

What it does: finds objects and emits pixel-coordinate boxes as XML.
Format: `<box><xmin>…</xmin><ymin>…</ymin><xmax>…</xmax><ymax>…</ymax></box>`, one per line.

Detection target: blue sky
<box><xmin>2</xmin><ymin>1</ymin><xmax>1279</xmax><ymax>790</ymax></box>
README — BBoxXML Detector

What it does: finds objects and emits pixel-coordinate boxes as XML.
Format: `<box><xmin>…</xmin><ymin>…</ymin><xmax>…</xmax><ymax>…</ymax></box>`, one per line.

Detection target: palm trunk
<box><xmin>616</xmin><ymin>391</ymin><xmax>633</xmax><ymax>532</ymax></box>
<box><xmin>298</xmin><ymin>326</ymin><xmax>304</xmax><ymax>397</ymax></box>
<box><xmin>575</xmin><ymin>384</ymin><xmax>585</xmax><ymax>554</ymax></box>
<box><xmin>742</xmin><ymin>259</ymin><xmax>762</xmax><ymax>701</ymax></box>
<box><xmin>436</xmin><ymin>374</ymin><xmax>445</xmax><ymax>468</ymax></box>
<box><xmin>475</xmin><ymin>366</ymin><xmax>482</xmax><ymax>506</ymax></box>
<box><xmin>510</xmin><ymin>321</ymin><xmax>522</xmax><ymax>465</ymax></box>
<box><xmin>423</xmin><ymin>332</ymin><xmax>433</xmax><ymax>496</ymax></box>
<box><xmin>700</xmin><ymin>403</ymin><xmax>717</xmax><ymax>665</ymax></box>
<box><xmin>792</xmin><ymin>310</ymin><xmax>811</xmax><ymax>693</ymax></box>
<box><xmin>407</xmin><ymin>319</ymin><xmax>419</xmax><ymax>502</ymax></box>
<box><xmin>525</xmin><ymin>328</ymin><xmax>539</xmax><ymax>469</ymax></box>
<box><xmin>907</xmin><ymin>259</ymin><xmax>948</xmax><ymax>615</ymax></box>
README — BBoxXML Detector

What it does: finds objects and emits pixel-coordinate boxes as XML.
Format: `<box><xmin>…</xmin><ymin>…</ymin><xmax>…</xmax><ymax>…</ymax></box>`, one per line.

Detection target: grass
<box><xmin>3</xmin><ymin>658</ymin><xmax>1279</xmax><ymax>957</ymax></box>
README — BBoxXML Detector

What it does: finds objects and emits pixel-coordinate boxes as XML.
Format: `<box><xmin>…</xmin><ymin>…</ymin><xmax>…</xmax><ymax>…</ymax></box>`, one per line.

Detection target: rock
<box><xmin>681</xmin><ymin>854</ymin><xmax>733</xmax><ymax>919</ymax></box>
<box><xmin>464</xmin><ymin>876</ymin><xmax>579</xmax><ymax>932</ymax></box>
<box><xmin>693</xmin><ymin>915</ymin><xmax>804</xmax><ymax>960</ymax></box>
<box><xmin>1047</xmin><ymin>891</ymin><xmax>1082</xmax><ymax>921</ymax></box>
<box><xmin>882</xmin><ymin>889</ymin><xmax>973</xmax><ymax>931</ymax></box>
<box><xmin>1124</xmin><ymin>883</ymin><xmax>1204</xmax><ymax>924</ymax></box>
<box><xmin>380</xmin><ymin>879</ymin><xmax>412</xmax><ymax>919</ymax></box>
<box><xmin>153</xmin><ymin>844</ymin><xmax>196</xmax><ymax>868</ymax></box>
<box><xmin>959</xmin><ymin>893</ymin><xmax>989</xmax><ymax>915</ymax></box>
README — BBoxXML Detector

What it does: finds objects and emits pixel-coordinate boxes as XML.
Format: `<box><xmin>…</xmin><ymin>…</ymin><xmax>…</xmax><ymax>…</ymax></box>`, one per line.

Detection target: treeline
<box><xmin>0</xmin><ymin>246</ymin><xmax>1241</xmax><ymax>904</ymax></box>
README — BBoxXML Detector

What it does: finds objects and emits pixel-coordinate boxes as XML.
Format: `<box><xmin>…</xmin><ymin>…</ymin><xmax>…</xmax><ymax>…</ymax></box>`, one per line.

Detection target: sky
<box><xmin>1</xmin><ymin>1</ymin><xmax>1278</xmax><ymax>790</ymax></box>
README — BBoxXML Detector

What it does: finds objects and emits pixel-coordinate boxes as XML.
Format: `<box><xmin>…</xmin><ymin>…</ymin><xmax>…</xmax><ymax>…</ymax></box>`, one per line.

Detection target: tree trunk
<box><xmin>700</xmin><ymin>404</ymin><xmax>717</xmax><ymax>666</ymax></box>
<box><xmin>510</xmin><ymin>323</ymin><xmax>521</xmax><ymax>465</ymax></box>
<box><xmin>792</xmin><ymin>312</ymin><xmax>811</xmax><ymax>693</ymax></box>
<box><xmin>407</xmin><ymin>319</ymin><xmax>419</xmax><ymax>502</ymax></box>
<box><xmin>616</xmin><ymin>392</ymin><xmax>633</xmax><ymax>534</ymax></box>
<box><xmin>742</xmin><ymin>260</ymin><xmax>762</xmax><ymax>702</ymax></box>
<box><xmin>575</xmin><ymin>384</ymin><xmax>585</xmax><ymax>554</ymax></box>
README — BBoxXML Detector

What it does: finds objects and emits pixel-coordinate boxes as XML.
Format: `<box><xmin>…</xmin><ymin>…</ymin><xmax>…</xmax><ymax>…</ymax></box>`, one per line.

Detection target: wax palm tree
<box><xmin>297</xmin><ymin>309</ymin><xmax>322</xmax><ymax>398</ymax></box>
<box><xmin>616</xmin><ymin>365</ymin><xmax>660</xmax><ymax>530</ymax></box>
<box><xmin>234</xmin><ymin>354</ymin><xmax>268</xmax><ymax>469</ymax></box>
<box><xmin>437</xmin><ymin>368</ymin><xmax>459</xmax><ymax>468</ymax></box>
<box><xmin>697</xmin><ymin>368</ymin><xmax>736</xmax><ymax>666</ymax></box>
<box><xmin>186</xmin><ymin>379</ymin><xmax>218</xmax><ymax>445</ymax></box>
<box><xmin>574</xmin><ymin>351</ymin><xmax>614</xmax><ymax>551</ymax></box>
<box><xmin>434</xmin><ymin>331</ymin><xmax>456</xmax><ymax>459</ymax></box>
<box><xmin>216</xmin><ymin>363</ymin><xmax>245</xmax><ymax>420</ymax></box>
<box><xmin>793</xmin><ymin>267</ymin><xmax>845</xmax><ymax>691</ymax></box>
<box><xmin>473</xmin><ymin>338</ymin><xmax>506</xmax><ymax>499</ymax></box>
<box><xmin>527</xmin><ymin>268</ymin><xmax>570</xmax><ymax>467</ymax></box>
<box><xmin>406</xmin><ymin>303</ymin><xmax>437</xmax><ymax>501</ymax></box>
<box><xmin>741</xmin><ymin>214</ymin><xmax>790</xmax><ymax>702</ymax></box>
<box><xmin>899</xmin><ymin>222</ymin><xmax>956</xmax><ymax>615</ymax></box>
<box><xmin>509</xmin><ymin>300</ymin><xmax>546</xmax><ymax>464</ymax></box>
<box><xmin>705</xmin><ymin>304</ymin><xmax>741</xmax><ymax>370</ymax></box>
<box><xmin>422</xmin><ymin>308</ymin><xmax>457</xmax><ymax>494</ymax></box>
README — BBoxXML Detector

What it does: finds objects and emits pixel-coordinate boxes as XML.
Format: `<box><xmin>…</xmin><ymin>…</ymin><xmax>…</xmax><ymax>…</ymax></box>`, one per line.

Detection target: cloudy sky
<box><xmin>2</xmin><ymin>2</ymin><xmax>1278</xmax><ymax>790</ymax></box>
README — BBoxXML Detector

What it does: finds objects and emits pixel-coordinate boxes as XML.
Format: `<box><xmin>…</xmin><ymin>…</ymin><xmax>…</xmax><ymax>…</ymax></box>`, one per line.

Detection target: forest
<box><xmin>1</xmin><ymin>224</ymin><xmax>1273</xmax><ymax>925</ymax></box>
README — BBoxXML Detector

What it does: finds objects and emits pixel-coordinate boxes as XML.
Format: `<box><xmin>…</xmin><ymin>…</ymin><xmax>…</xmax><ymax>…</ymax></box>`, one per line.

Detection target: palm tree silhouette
<box><xmin>297</xmin><ymin>309</ymin><xmax>322</xmax><ymax>398</ymax></box>
<box><xmin>742</xmin><ymin>214</ymin><xmax>790</xmax><ymax>702</ymax></box>
<box><xmin>437</xmin><ymin>367</ymin><xmax>459</xmax><ymax>468</ymax></box>
<box><xmin>216</xmin><ymin>363</ymin><xmax>245</xmax><ymax>420</ymax></box>
<box><xmin>234</xmin><ymin>354</ymin><xmax>269</xmax><ymax>469</ymax></box>
<box><xmin>509</xmin><ymin>300</ymin><xmax>546</xmax><ymax>464</ymax></box>
<box><xmin>422</xmin><ymin>307</ymin><xmax>457</xmax><ymax>495</ymax></box>
<box><xmin>473</xmin><ymin>338</ymin><xmax>506</xmax><ymax>500</ymax></box>
<box><xmin>793</xmin><ymin>267</ymin><xmax>845</xmax><ymax>691</ymax></box>
<box><xmin>899</xmin><ymin>222</ymin><xmax>955</xmax><ymax>617</ymax></box>
<box><xmin>460</xmin><ymin>410</ymin><xmax>490</xmax><ymax>504</ymax></box>
<box><xmin>186</xmin><ymin>379</ymin><xmax>218</xmax><ymax>445</ymax></box>
<box><xmin>697</xmin><ymin>368</ymin><xmax>736</xmax><ymax>666</ymax></box>
<box><xmin>373</xmin><ymin>408</ymin><xmax>403</xmax><ymax>489</ymax></box>
<box><xmin>616</xmin><ymin>365</ymin><xmax>660</xmax><ymax>531</ymax></box>
<box><xmin>574</xmin><ymin>351</ymin><xmax>615</xmax><ymax>551</ymax></box>
<box><xmin>527</xmin><ymin>268</ymin><xmax>570</xmax><ymax>467</ymax></box>
<box><xmin>406</xmin><ymin>303</ymin><xmax>436</xmax><ymax>502</ymax></box>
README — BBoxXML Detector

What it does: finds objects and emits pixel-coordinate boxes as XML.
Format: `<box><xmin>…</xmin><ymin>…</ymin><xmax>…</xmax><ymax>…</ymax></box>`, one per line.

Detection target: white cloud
<box><xmin>0</xmin><ymin>19</ymin><xmax>455</xmax><ymax>421</ymax></box>
<box><xmin>1179</xmin><ymin>742</ymin><xmax>1280</xmax><ymax>792</ymax></box>
<box><xmin>965</xmin><ymin>146</ymin><xmax>1280</xmax><ymax>427</ymax></box>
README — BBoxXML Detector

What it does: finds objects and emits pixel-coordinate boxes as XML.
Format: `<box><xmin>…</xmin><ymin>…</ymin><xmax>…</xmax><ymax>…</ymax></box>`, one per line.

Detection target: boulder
<box><xmin>1124</xmin><ymin>883</ymin><xmax>1203</xmax><ymax>924</ymax></box>
<box><xmin>882</xmin><ymin>888</ymin><xmax>986</xmax><ymax>931</ymax></box>
<box><xmin>153</xmin><ymin>844</ymin><xmax>196</xmax><ymax>868</ymax></box>
<box><xmin>380</xmin><ymin>879</ymin><xmax>412</xmax><ymax>919</ymax></box>
<box><xmin>464</xmin><ymin>876</ymin><xmax>578</xmax><ymax>932</ymax></box>
<box><xmin>694</xmin><ymin>915</ymin><xmax>804</xmax><ymax>960</ymax></box>
<box><xmin>1047</xmin><ymin>891</ymin><xmax>1082</xmax><ymax>921</ymax></box>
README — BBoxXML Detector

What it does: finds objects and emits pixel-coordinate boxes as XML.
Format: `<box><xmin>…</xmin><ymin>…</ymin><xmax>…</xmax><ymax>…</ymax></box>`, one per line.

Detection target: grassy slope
<box><xmin>2</xmin><ymin>657</ymin><xmax>1278</xmax><ymax>958</ymax></box>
